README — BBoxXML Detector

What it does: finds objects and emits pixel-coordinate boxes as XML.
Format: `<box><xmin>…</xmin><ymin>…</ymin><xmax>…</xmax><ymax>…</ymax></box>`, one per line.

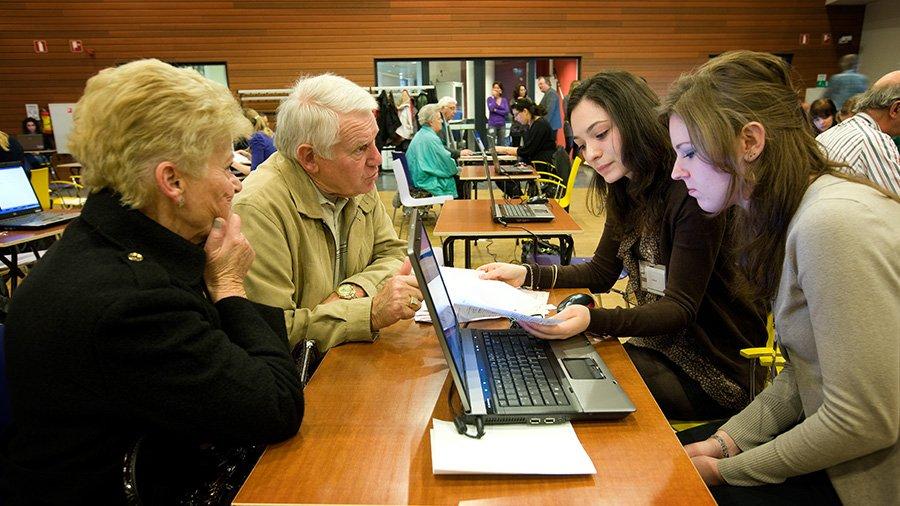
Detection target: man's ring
<box><xmin>408</xmin><ymin>295</ymin><xmax>419</xmax><ymax>308</ymax></box>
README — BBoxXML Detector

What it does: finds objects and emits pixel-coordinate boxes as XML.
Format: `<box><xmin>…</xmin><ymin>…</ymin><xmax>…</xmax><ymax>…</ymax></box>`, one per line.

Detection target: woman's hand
<box><xmin>519</xmin><ymin>305</ymin><xmax>591</xmax><ymax>340</ymax></box>
<box><xmin>690</xmin><ymin>456</ymin><xmax>724</xmax><ymax>486</ymax></box>
<box><xmin>477</xmin><ymin>262</ymin><xmax>527</xmax><ymax>287</ymax></box>
<box><xmin>204</xmin><ymin>214</ymin><xmax>255</xmax><ymax>303</ymax></box>
<box><xmin>684</xmin><ymin>431</ymin><xmax>740</xmax><ymax>459</ymax></box>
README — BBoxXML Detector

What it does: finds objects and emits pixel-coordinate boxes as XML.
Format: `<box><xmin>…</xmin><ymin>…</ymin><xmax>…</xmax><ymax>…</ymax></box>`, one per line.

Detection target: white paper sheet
<box><xmin>430</xmin><ymin>419</ymin><xmax>596</xmax><ymax>475</ymax></box>
<box><xmin>414</xmin><ymin>267</ymin><xmax>561</xmax><ymax>325</ymax></box>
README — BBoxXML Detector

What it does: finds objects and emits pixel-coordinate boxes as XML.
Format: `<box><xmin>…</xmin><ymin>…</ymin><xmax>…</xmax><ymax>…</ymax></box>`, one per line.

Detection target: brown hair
<box><xmin>567</xmin><ymin>70</ymin><xmax>674</xmax><ymax>234</ymax></box>
<box><xmin>660</xmin><ymin>50</ymin><xmax>898</xmax><ymax>302</ymax></box>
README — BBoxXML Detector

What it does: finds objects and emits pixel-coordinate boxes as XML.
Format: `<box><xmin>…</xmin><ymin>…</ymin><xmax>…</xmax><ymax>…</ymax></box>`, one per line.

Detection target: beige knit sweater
<box><xmin>718</xmin><ymin>175</ymin><xmax>899</xmax><ymax>505</ymax></box>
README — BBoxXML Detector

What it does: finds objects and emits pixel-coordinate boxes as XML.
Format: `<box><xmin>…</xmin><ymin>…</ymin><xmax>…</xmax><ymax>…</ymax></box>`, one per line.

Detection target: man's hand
<box><xmin>459</xmin><ymin>149</ymin><xmax>474</xmax><ymax>156</ymax></box>
<box><xmin>370</xmin><ymin>259</ymin><xmax>423</xmax><ymax>330</ymax></box>
<box><xmin>204</xmin><ymin>214</ymin><xmax>254</xmax><ymax>303</ymax></box>
<box><xmin>477</xmin><ymin>262</ymin><xmax>527</xmax><ymax>287</ymax></box>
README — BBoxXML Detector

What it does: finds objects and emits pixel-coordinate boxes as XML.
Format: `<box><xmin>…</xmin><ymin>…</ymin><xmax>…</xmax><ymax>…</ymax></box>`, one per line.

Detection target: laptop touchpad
<box><xmin>562</xmin><ymin>358</ymin><xmax>605</xmax><ymax>380</ymax></box>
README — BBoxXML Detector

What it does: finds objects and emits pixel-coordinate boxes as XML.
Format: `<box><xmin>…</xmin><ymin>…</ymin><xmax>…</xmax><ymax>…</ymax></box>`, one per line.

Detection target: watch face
<box><xmin>337</xmin><ymin>284</ymin><xmax>356</xmax><ymax>299</ymax></box>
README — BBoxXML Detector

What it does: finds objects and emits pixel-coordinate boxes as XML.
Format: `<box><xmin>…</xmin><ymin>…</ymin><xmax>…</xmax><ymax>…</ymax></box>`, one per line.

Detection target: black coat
<box><xmin>0</xmin><ymin>190</ymin><xmax>303</xmax><ymax>504</ymax></box>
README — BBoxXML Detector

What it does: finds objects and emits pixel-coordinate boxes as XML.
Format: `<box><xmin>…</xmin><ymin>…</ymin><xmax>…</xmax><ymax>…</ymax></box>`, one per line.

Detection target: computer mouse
<box><xmin>526</xmin><ymin>196</ymin><xmax>549</xmax><ymax>205</ymax></box>
<box><xmin>556</xmin><ymin>293</ymin><xmax>596</xmax><ymax>312</ymax></box>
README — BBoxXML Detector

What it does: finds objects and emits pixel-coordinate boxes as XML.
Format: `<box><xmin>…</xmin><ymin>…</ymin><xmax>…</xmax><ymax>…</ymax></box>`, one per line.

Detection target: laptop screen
<box><xmin>0</xmin><ymin>163</ymin><xmax>42</xmax><ymax>218</ymax></box>
<box><xmin>407</xmin><ymin>213</ymin><xmax>468</xmax><ymax>395</ymax></box>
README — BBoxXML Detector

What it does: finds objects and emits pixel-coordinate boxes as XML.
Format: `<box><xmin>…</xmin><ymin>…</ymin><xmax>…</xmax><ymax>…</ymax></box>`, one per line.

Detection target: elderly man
<box><xmin>817</xmin><ymin>70</ymin><xmax>900</xmax><ymax>195</ymax></box>
<box><xmin>537</xmin><ymin>76</ymin><xmax>562</xmax><ymax>138</ymax></box>
<box><xmin>233</xmin><ymin>73</ymin><xmax>422</xmax><ymax>352</ymax></box>
<box><xmin>436</xmin><ymin>96</ymin><xmax>474</xmax><ymax>158</ymax></box>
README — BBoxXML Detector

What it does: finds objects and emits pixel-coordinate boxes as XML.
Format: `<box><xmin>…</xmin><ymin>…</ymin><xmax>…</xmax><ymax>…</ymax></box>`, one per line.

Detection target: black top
<box><xmin>528</xmin><ymin>181</ymin><xmax>767</xmax><ymax>408</ymax></box>
<box><xmin>0</xmin><ymin>136</ymin><xmax>26</xmax><ymax>167</ymax></box>
<box><xmin>0</xmin><ymin>190</ymin><xmax>303</xmax><ymax>504</ymax></box>
<box><xmin>518</xmin><ymin>117</ymin><xmax>557</xmax><ymax>165</ymax></box>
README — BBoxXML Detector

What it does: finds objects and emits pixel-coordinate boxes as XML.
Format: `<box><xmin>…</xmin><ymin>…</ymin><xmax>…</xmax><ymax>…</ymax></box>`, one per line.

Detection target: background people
<box><xmin>663</xmin><ymin>50</ymin><xmax>899</xmax><ymax>505</ymax></box>
<box><xmin>817</xmin><ymin>71</ymin><xmax>900</xmax><ymax>195</ymax></box>
<box><xmin>243</xmin><ymin>107</ymin><xmax>277</xmax><ymax>171</ymax></box>
<box><xmin>509</xmin><ymin>84</ymin><xmax>530</xmax><ymax>147</ymax></box>
<box><xmin>824</xmin><ymin>53</ymin><xmax>869</xmax><ymax>110</ymax></box>
<box><xmin>487</xmin><ymin>81</ymin><xmax>510</xmax><ymax>146</ymax></box>
<box><xmin>0</xmin><ymin>59</ymin><xmax>304</xmax><ymax>504</ymax></box>
<box><xmin>482</xmin><ymin>71</ymin><xmax>767</xmax><ymax>420</ymax></box>
<box><xmin>809</xmin><ymin>98</ymin><xmax>837</xmax><ymax>134</ymax></box>
<box><xmin>538</xmin><ymin>76</ymin><xmax>562</xmax><ymax>138</ymax></box>
<box><xmin>406</xmin><ymin>103</ymin><xmax>459</xmax><ymax>197</ymax></box>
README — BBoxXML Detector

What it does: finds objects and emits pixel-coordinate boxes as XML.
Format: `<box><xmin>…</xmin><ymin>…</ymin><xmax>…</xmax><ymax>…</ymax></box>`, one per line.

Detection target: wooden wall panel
<box><xmin>0</xmin><ymin>0</ymin><xmax>855</xmax><ymax>133</ymax></box>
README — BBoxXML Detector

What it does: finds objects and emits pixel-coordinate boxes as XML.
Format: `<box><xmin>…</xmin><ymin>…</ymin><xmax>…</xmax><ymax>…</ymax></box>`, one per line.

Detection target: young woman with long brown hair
<box><xmin>662</xmin><ymin>50</ymin><xmax>899</xmax><ymax>505</ymax></box>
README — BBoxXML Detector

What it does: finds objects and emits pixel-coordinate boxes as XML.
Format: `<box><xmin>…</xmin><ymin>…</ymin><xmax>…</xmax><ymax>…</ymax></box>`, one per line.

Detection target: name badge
<box><xmin>639</xmin><ymin>261</ymin><xmax>666</xmax><ymax>296</ymax></box>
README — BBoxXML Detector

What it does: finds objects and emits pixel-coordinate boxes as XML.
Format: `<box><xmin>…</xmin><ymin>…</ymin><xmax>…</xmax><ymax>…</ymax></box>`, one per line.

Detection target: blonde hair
<box><xmin>243</xmin><ymin>107</ymin><xmax>274</xmax><ymax>137</ymax></box>
<box><xmin>275</xmin><ymin>73</ymin><xmax>377</xmax><ymax>161</ymax></box>
<box><xmin>68</xmin><ymin>59</ymin><xmax>250</xmax><ymax>209</ymax></box>
<box><xmin>0</xmin><ymin>131</ymin><xmax>8</xmax><ymax>151</ymax></box>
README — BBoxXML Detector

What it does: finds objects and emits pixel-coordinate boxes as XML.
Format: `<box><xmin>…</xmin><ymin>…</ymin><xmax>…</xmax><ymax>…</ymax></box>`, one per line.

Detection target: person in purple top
<box><xmin>486</xmin><ymin>81</ymin><xmax>510</xmax><ymax>146</ymax></box>
<box><xmin>243</xmin><ymin>108</ymin><xmax>277</xmax><ymax>171</ymax></box>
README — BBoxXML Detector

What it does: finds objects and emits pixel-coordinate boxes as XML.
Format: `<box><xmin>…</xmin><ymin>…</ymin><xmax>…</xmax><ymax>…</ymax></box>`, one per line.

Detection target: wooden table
<box><xmin>233</xmin><ymin>289</ymin><xmax>714</xmax><ymax>505</ymax></box>
<box><xmin>0</xmin><ymin>219</ymin><xmax>71</xmax><ymax>294</ymax></box>
<box><xmin>457</xmin><ymin>165</ymin><xmax>538</xmax><ymax>199</ymax></box>
<box><xmin>433</xmin><ymin>199</ymin><xmax>583</xmax><ymax>268</ymax></box>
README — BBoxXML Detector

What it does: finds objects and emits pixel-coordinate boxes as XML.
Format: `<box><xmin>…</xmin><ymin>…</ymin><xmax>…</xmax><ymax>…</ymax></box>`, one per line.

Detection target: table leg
<box><xmin>464</xmin><ymin>240</ymin><xmax>472</xmax><ymax>269</ymax></box>
<box><xmin>442</xmin><ymin>238</ymin><xmax>455</xmax><ymax>267</ymax></box>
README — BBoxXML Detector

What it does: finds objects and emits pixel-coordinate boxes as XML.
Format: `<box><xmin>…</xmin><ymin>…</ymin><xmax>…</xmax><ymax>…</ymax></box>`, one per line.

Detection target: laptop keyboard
<box><xmin>498</xmin><ymin>204</ymin><xmax>536</xmax><ymax>218</ymax></box>
<box><xmin>481</xmin><ymin>330</ymin><xmax>569</xmax><ymax>407</ymax></box>
<box><xmin>0</xmin><ymin>214</ymin><xmax>59</xmax><ymax>226</ymax></box>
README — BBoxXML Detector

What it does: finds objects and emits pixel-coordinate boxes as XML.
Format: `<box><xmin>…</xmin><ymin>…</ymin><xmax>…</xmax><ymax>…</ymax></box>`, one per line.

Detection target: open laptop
<box><xmin>17</xmin><ymin>134</ymin><xmax>45</xmax><ymax>151</ymax></box>
<box><xmin>489</xmin><ymin>142</ymin><xmax>532</xmax><ymax>176</ymax></box>
<box><xmin>0</xmin><ymin>162</ymin><xmax>80</xmax><ymax>230</ymax></box>
<box><xmin>407</xmin><ymin>212</ymin><xmax>634</xmax><ymax>425</ymax></box>
<box><xmin>473</xmin><ymin>135</ymin><xmax>554</xmax><ymax>223</ymax></box>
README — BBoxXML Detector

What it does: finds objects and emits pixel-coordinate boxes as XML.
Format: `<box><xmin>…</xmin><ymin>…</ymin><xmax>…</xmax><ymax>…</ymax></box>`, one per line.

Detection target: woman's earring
<box><xmin>177</xmin><ymin>196</ymin><xmax>185</xmax><ymax>208</ymax></box>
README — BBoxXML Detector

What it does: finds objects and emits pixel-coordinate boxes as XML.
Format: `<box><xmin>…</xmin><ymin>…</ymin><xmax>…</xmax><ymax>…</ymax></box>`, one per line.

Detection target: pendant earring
<box><xmin>177</xmin><ymin>196</ymin><xmax>185</xmax><ymax>208</ymax></box>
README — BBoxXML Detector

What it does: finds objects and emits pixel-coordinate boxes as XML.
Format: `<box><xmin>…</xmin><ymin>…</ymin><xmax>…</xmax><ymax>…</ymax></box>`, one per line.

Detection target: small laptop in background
<box><xmin>0</xmin><ymin>162</ymin><xmax>80</xmax><ymax>230</ymax></box>
<box><xmin>406</xmin><ymin>211</ymin><xmax>635</xmax><ymax>425</ymax></box>
<box><xmin>490</xmin><ymin>145</ymin><xmax>532</xmax><ymax>175</ymax></box>
<box><xmin>17</xmin><ymin>134</ymin><xmax>45</xmax><ymax>151</ymax></box>
<box><xmin>482</xmin><ymin>156</ymin><xmax>554</xmax><ymax>223</ymax></box>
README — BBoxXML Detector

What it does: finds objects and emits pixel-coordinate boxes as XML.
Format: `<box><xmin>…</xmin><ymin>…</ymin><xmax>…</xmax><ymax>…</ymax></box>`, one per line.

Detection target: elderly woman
<box><xmin>406</xmin><ymin>103</ymin><xmax>460</xmax><ymax>197</ymax></box>
<box><xmin>0</xmin><ymin>59</ymin><xmax>304</xmax><ymax>504</ymax></box>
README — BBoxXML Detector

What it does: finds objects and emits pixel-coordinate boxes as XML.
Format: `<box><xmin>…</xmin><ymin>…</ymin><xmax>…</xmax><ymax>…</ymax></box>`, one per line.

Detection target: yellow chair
<box><xmin>29</xmin><ymin>167</ymin><xmax>51</xmax><ymax>210</ymax></box>
<box><xmin>670</xmin><ymin>316</ymin><xmax>781</xmax><ymax>432</ymax></box>
<box><xmin>740</xmin><ymin>313</ymin><xmax>785</xmax><ymax>400</ymax></box>
<box><xmin>50</xmin><ymin>175</ymin><xmax>88</xmax><ymax>209</ymax></box>
<box><xmin>529</xmin><ymin>154</ymin><xmax>581</xmax><ymax>212</ymax></box>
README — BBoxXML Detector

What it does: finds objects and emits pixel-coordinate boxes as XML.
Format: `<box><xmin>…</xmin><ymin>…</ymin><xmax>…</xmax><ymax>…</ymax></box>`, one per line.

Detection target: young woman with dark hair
<box><xmin>480</xmin><ymin>71</ymin><xmax>767</xmax><ymax>420</ymax></box>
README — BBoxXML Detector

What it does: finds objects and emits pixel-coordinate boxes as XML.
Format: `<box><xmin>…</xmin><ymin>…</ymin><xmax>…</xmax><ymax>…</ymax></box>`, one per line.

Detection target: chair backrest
<box><xmin>0</xmin><ymin>324</ymin><xmax>11</xmax><ymax>431</ymax></box>
<box><xmin>29</xmin><ymin>167</ymin><xmax>50</xmax><ymax>210</ymax></box>
<box><xmin>390</xmin><ymin>151</ymin><xmax>417</xmax><ymax>206</ymax></box>
<box><xmin>557</xmin><ymin>156</ymin><xmax>581</xmax><ymax>211</ymax></box>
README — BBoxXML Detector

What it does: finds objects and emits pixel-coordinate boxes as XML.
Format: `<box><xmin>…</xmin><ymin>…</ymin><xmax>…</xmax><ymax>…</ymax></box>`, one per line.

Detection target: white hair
<box><xmin>437</xmin><ymin>96</ymin><xmax>458</xmax><ymax>108</ymax></box>
<box><xmin>275</xmin><ymin>73</ymin><xmax>377</xmax><ymax>160</ymax></box>
<box><xmin>417</xmin><ymin>103</ymin><xmax>442</xmax><ymax>126</ymax></box>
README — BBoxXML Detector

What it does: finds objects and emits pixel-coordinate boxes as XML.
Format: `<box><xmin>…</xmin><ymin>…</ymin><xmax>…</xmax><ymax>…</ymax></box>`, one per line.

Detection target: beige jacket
<box><xmin>232</xmin><ymin>152</ymin><xmax>405</xmax><ymax>351</ymax></box>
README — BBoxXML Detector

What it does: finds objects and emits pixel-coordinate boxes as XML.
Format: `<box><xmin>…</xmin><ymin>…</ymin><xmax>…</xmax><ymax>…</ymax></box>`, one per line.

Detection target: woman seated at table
<box><xmin>479</xmin><ymin>71</ymin><xmax>767</xmax><ymax>421</ymax></box>
<box><xmin>406</xmin><ymin>103</ymin><xmax>460</xmax><ymax>197</ymax></box>
<box><xmin>0</xmin><ymin>59</ymin><xmax>304</xmax><ymax>504</ymax></box>
<box><xmin>243</xmin><ymin>107</ymin><xmax>277</xmax><ymax>171</ymax></box>
<box><xmin>495</xmin><ymin>99</ymin><xmax>558</xmax><ymax>197</ymax></box>
<box><xmin>662</xmin><ymin>50</ymin><xmax>898</xmax><ymax>505</ymax></box>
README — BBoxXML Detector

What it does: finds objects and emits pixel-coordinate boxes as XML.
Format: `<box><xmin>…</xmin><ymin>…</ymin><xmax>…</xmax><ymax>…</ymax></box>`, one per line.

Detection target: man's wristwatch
<box><xmin>337</xmin><ymin>283</ymin><xmax>361</xmax><ymax>300</ymax></box>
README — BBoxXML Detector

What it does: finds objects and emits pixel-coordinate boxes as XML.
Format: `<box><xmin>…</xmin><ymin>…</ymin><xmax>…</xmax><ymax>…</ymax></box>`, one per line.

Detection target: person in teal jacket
<box><xmin>406</xmin><ymin>103</ymin><xmax>459</xmax><ymax>197</ymax></box>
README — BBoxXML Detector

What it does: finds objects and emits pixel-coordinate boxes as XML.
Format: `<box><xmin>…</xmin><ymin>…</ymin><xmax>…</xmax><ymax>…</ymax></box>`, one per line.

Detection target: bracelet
<box><xmin>711</xmin><ymin>434</ymin><xmax>731</xmax><ymax>458</ymax></box>
<box><xmin>550</xmin><ymin>264</ymin><xmax>558</xmax><ymax>289</ymax></box>
<box><xmin>523</xmin><ymin>263</ymin><xmax>533</xmax><ymax>290</ymax></box>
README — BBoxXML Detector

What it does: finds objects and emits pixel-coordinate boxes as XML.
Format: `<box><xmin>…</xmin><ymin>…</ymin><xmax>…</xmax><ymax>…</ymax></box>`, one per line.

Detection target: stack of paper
<box><xmin>430</xmin><ymin>419</ymin><xmax>596</xmax><ymax>475</ymax></box>
<box><xmin>414</xmin><ymin>267</ymin><xmax>560</xmax><ymax>325</ymax></box>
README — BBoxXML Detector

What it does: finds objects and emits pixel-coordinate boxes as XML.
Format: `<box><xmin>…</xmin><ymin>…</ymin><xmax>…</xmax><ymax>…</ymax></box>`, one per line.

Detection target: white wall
<box><xmin>859</xmin><ymin>0</ymin><xmax>900</xmax><ymax>81</ymax></box>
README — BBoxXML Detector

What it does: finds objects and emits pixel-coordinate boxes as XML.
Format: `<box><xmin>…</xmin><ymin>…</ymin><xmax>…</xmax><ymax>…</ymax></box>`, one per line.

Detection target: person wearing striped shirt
<box><xmin>817</xmin><ymin>71</ymin><xmax>900</xmax><ymax>195</ymax></box>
